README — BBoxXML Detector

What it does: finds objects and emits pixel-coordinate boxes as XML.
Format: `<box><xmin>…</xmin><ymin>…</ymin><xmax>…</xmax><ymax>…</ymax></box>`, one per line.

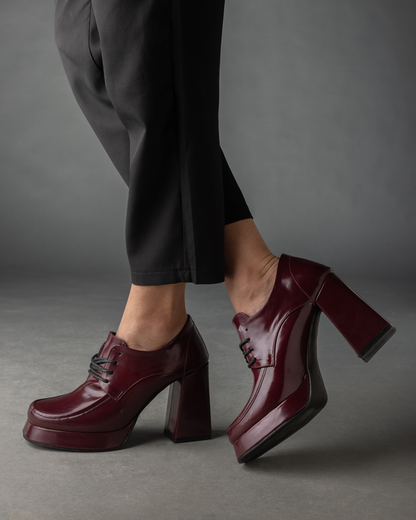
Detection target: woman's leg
<box><xmin>54</xmin><ymin>0</ymin><xmax>254</xmax><ymax>351</ymax></box>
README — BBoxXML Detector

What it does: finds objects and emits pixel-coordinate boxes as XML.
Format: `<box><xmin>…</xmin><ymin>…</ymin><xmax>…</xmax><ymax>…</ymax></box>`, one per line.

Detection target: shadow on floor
<box><xmin>242</xmin><ymin>423</ymin><xmax>416</xmax><ymax>475</ymax></box>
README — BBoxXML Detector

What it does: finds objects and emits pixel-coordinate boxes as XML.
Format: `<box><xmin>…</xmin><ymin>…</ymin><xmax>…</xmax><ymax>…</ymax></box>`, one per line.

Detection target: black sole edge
<box><xmin>238</xmin><ymin>308</ymin><xmax>328</xmax><ymax>464</ymax></box>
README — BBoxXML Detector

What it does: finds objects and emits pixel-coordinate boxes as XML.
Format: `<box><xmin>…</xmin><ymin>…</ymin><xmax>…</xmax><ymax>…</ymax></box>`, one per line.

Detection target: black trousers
<box><xmin>55</xmin><ymin>0</ymin><xmax>252</xmax><ymax>285</ymax></box>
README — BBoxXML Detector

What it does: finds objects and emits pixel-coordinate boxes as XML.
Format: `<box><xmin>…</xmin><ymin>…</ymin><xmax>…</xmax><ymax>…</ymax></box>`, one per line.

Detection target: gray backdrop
<box><xmin>1</xmin><ymin>0</ymin><xmax>415</xmax><ymax>280</ymax></box>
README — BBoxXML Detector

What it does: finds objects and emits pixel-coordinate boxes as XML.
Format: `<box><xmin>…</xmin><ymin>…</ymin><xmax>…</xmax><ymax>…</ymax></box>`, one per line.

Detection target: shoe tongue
<box><xmin>232</xmin><ymin>312</ymin><xmax>249</xmax><ymax>330</ymax></box>
<box><xmin>98</xmin><ymin>332</ymin><xmax>127</xmax><ymax>358</ymax></box>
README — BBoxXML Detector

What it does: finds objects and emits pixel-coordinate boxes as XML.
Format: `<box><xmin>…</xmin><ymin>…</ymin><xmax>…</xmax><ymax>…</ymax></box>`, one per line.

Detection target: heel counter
<box><xmin>287</xmin><ymin>255</ymin><xmax>333</xmax><ymax>300</ymax></box>
<box><xmin>183</xmin><ymin>317</ymin><xmax>209</xmax><ymax>374</ymax></box>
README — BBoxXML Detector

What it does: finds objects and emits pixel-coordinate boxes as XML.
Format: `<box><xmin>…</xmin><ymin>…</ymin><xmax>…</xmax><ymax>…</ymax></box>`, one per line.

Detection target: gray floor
<box><xmin>1</xmin><ymin>273</ymin><xmax>415</xmax><ymax>520</ymax></box>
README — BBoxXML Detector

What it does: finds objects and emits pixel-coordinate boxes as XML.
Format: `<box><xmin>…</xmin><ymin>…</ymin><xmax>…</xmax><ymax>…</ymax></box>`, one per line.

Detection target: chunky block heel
<box><xmin>316</xmin><ymin>273</ymin><xmax>396</xmax><ymax>361</ymax></box>
<box><xmin>164</xmin><ymin>363</ymin><xmax>211</xmax><ymax>443</ymax></box>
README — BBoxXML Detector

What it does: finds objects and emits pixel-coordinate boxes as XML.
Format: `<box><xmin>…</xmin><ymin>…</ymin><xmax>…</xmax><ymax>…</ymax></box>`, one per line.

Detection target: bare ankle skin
<box><xmin>116</xmin><ymin>283</ymin><xmax>188</xmax><ymax>351</ymax></box>
<box><xmin>116</xmin><ymin>219</ymin><xmax>277</xmax><ymax>348</ymax></box>
<box><xmin>224</xmin><ymin>219</ymin><xmax>279</xmax><ymax>316</ymax></box>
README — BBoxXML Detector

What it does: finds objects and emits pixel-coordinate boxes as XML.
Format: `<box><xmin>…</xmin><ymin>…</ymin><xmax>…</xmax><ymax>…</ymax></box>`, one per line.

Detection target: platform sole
<box><xmin>22</xmin><ymin>417</ymin><xmax>138</xmax><ymax>452</ymax></box>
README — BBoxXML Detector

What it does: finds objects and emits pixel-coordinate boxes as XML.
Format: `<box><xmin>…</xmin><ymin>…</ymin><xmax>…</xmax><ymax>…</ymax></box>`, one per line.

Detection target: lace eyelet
<box><xmin>88</xmin><ymin>354</ymin><xmax>118</xmax><ymax>383</ymax></box>
<box><xmin>238</xmin><ymin>338</ymin><xmax>256</xmax><ymax>369</ymax></box>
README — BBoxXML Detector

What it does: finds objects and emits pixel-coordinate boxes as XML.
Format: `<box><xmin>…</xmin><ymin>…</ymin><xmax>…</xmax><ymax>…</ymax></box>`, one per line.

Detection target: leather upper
<box><xmin>228</xmin><ymin>254</ymin><xmax>332</xmax><ymax>443</ymax></box>
<box><xmin>27</xmin><ymin>316</ymin><xmax>208</xmax><ymax>433</ymax></box>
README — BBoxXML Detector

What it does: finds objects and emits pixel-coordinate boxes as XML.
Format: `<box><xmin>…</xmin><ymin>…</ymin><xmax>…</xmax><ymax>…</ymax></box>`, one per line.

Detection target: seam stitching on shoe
<box><xmin>182</xmin><ymin>333</ymin><xmax>191</xmax><ymax>378</ymax></box>
<box><xmin>288</xmin><ymin>257</ymin><xmax>312</xmax><ymax>300</ymax></box>
<box><xmin>114</xmin><ymin>372</ymin><xmax>169</xmax><ymax>400</ymax></box>
<box><xmin>227</xmin><ymin>368</ymin><xmax>267</xmax><ymax>434</ymax></box>
<box><xmin>233</xmin><ymin>372</ymin><xmax>308</xmax><ymax>445</ymax></box>
<box><xmin>33</xmin><ymin>395</ymin><xmax>112</xmax><ymax>421</ymax></box>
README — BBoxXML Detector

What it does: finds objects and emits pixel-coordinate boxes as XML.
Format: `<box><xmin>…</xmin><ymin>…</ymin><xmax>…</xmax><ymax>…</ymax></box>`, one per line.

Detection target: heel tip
<box><xmin>359</xmin><ymin>324</ymin><xmax>396</xmax><ymax>362</ymax></box>
<box><xmin>164</xmin><ymin>430</ymin><xmax>211</xmax><ymax>444</ymax></box>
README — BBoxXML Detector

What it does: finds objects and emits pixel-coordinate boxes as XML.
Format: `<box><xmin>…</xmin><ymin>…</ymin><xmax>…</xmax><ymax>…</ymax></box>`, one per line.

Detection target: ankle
<box><xmin>116</xmin><ymin>283</ymin><xmax>187</xmax><ymax>351</ymax></box>
<box><xmin>225</xmin><ymin>255</ymin><xmax>279</xmax><ymax>316</ymax></box>
<box><xmin>116</xmin><ymin>310</ymin><xmax>188</xmax><ymax>351</ymax></box>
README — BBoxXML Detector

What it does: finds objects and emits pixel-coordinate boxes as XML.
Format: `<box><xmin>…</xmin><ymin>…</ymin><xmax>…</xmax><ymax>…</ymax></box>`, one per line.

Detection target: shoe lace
<box><xmin>88</xmin><ymin>354</ymin><xmax>117</xmax><ymax>383</ymax></box>
<box><xmin>239</xmin><ymin>338</ymin><xmax>256</xmax><ymax>368</ymax></box>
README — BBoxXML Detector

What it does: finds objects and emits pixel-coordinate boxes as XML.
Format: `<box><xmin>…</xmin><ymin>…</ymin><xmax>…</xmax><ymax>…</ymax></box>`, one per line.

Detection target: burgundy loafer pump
<box><xmin>227</xmin><ymin>254</ymin><xmax>396</xmax><ymax>464</ymax></box>
<box><xmin>23</xmin><ymin>316</ymin><xmax>211</xmax><ymax>451</ymax></box>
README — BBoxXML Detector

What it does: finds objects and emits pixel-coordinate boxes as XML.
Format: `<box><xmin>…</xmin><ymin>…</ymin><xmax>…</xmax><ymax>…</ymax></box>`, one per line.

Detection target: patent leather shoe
<box><xmin>23</xmin><ymin>316</ymin><xmax>211</xmax><ymax>451</ymax></box>
<box><xmin>227</xmin><ymin>254</ymin><xmax>396</xmax><ymax>463</ymax></box>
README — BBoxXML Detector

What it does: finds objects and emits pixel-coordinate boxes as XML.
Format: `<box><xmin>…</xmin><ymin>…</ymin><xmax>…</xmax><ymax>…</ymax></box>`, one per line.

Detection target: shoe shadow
<box><xmin>241</xmin><ymin>426</ymin><xmax>416</xmax><ymax>474</ymax></box>
<box><xmin>125</xmin><ymin>427</ymin><xmax>225</xmax><ymax>449</ymax></box>
<box><xmin>242</xmin><ymin>444</ymin><xmax>377</xmax><ymax>474</ymax></box>
<box><xmin>124</xmin><ymin>427</ymin><xmax>164</xmax><ymax>448</ymax></box>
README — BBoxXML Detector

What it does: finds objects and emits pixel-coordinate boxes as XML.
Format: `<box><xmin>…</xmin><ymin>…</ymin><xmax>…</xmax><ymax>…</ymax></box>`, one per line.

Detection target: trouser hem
<box><xmin>131</xmin><ymin>268</ymin><xmax>225</xmax><ymax>286</ymax></box>
<box><xmin>224</xmin><ymin>205</ymin><xmax>253</xmax><ymax>226</ymax></box>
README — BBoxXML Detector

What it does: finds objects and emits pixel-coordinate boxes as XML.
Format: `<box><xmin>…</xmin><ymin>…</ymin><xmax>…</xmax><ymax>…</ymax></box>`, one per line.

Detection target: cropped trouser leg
<box><xmin>54</xmin><ymin>0</ymin><xmax>252</xmax><ymax>285</ymax></box>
